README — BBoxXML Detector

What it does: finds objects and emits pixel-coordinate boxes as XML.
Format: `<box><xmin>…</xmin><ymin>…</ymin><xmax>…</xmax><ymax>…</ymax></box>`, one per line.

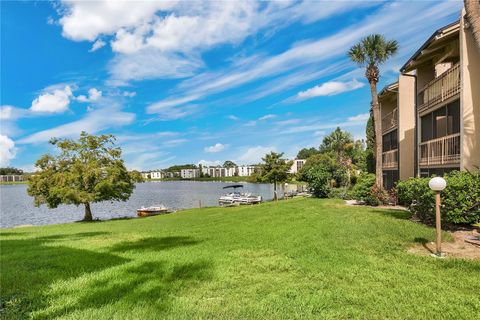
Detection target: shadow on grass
<box><xmin>0</xmin><ymin>233</ymin><xmax>128</xmax><ymax>319</ymax></box>
<box><xmin>109</xmin><ymin>236</ymin><xmax>200</xmax><ymax>253</ymax></box>
<box><xmin>375</xmin><ymin>209</ymin><xmax>412</xmax><ymax>220</ymax></box>
<box><xmin>36</xmin><ymin>231</ymin><xmax>111</xmax><ymax>241</ymax></box>
<box><xmin>35</xmin><ymin>259</ymin><xmax>213</xmax><ymax>319</ymax></box>
<box><xmin>413</xmin><ymin>237</ymin><xmax>434</xmax><ymax>254</ymax></box>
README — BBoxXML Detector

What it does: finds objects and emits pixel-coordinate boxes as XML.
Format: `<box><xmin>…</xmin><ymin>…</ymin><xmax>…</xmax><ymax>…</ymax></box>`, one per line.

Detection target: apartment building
<box><xmin>379</xmin><ymin>10</ymin><xmax>479</xmax><ymax>189</ymax></box>
<box><xmin>237</xmin><ymin>165</ymin><xmax>256</xmax><ymax>177</ymax></box>
<box><xmin>288</xmin><ymin>159</ymin><xmax>306</xmax><ymax>174</ymax></box>
<box><xmin>400</xmin><ymin>13</ymin><xmax>479</xmax><ymax>177</ymax></box>
<box><xmin>180</xmin><ymin>168</ymin><xmax>200</xmax><ymax>179</ymax></box>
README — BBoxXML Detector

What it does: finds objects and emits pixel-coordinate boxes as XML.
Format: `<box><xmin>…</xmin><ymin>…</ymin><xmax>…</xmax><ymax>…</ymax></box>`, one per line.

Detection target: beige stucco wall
<box><xmin>460</xmin><ymin>10</ymin><xmax>480</xmax><ymax>172</ymax></box>
<box><xmin>398</xmin><ymin>74</ymin><xmax>416</xmax><ymax>180</ymax></box>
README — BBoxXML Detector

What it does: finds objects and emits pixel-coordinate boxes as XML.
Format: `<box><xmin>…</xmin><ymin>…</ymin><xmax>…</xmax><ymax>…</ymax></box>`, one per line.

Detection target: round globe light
<box><xmin>429</xmin><ymin>177</ymin><xmax>447</xmax><ymax>191</ymax></box>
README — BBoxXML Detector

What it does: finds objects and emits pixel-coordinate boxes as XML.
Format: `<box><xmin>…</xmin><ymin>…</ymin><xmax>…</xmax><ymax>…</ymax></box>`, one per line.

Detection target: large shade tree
<box><xmin>260</xmin><ymin>152</ymin><xmax>292</xmax><ymax>200</ymax></box>
<box><xmin>28</xmin><ymin>132</ymin><xmax>141</xmax><ymax>221</ymax></box>
<box><xmin>223</xmin><ymin>160</ymin><xmax>237</xmax><ymax>168</ymax></box>
<box><xmin>296</xmin><ymin>147</ymin><xmax>320</xmax><ymax>160</ymax></box>
<box><xmin>348</xmin><ymin>34</ymin><xmax>398</xmax><ymax>188</ymax></box>
<box><xmin>465</xmin><ymin>0</ymin><xmax>480</xmax><ymax>50</ymax></box>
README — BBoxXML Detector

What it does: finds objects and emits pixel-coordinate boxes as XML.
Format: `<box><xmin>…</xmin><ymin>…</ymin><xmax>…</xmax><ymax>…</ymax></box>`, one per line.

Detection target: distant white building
<box><xmin>150</xmin><ymin>171</ymin><xmax>164</xmax><ymax>179</ymax></box>
<box><xmin>141</xmin><ymin>171</ymin><xmax>165</xmax><ymax>179</ymax></box>
<box><xmin>0</xmin><ymin>175</ymin><xmax>25</xmax><ymax>182</ymax></box>
<box><xmin>288</xmin><ymin>159</ymin><xmax>306</xmax><ymax>174</ymax></box>
<box><xmin>181</xmin><ymin>168</ymin><xmax>200</xmax><ymax>179</ymax></box>
<box><xmin>237</xmin><ymin>166</ymin><xmax>256</xmax><ymax>177</ymax></box>
<box><xmin>208</xmin><ymin>167</ymin><xmax>225</xmax><ymax>178</ymax></box>
<box><xmin>225</xmin><ymin>167</ymin><xmax>236</xmax><ymax>177</ymax></box>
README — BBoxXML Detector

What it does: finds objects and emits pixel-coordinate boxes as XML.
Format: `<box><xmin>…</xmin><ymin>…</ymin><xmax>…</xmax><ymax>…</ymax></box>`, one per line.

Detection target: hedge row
<box><xmin>397</xmin><ymin>171</ymin><xmax>480</xmax><ymax>225</ymax></box>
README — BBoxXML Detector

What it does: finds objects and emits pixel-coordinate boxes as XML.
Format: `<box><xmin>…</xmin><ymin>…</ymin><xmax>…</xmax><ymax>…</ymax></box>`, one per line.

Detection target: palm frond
<box><xmin>348</xmin><ymin>43</ymin><xmax>366</xmax><ymax>66</ymax></box>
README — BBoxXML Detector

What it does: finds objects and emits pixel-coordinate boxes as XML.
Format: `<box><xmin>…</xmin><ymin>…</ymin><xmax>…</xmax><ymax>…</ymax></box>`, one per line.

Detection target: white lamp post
<box><xmin>428</xmin><ymin>177</ymin><xmax>447</xmax><ymax>257</ymax></box>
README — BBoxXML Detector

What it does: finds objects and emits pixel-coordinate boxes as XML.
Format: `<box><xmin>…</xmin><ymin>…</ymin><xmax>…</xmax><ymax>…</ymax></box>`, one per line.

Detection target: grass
<box><xmin>0</xmin><ymin>181</ymin><xmax>27</xmax><ymax>185</ymax></box>
<box><xmin>1</xmin><ymin>198</ymin><xmax>478</xmax><ymax>319</ymax></box>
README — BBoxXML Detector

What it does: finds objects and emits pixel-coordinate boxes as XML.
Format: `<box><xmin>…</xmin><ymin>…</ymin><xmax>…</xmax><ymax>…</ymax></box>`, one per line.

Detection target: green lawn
<box><xmin>1</xmin><ymin>198</ymin><xmax>479</xmax><ymax>319</ymax></box>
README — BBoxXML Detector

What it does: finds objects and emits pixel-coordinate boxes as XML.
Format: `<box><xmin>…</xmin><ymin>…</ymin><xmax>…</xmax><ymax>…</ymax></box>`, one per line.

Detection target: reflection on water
<box><xmin>0</xmin><ymin>181</ymin><xmax>277</xmax><ymax>228</ymax></box>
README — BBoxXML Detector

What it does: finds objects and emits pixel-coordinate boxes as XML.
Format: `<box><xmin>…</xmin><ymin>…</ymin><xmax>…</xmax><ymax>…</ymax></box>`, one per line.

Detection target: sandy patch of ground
<box><xmin>344</xmin><ymin>199</ymin><xmax>408</xmax><ymax>211</ymax></box>
<box><xmin>408</xmin><ymin>229</ymin><xmax>480</xmax><ymax>260</ymax></box>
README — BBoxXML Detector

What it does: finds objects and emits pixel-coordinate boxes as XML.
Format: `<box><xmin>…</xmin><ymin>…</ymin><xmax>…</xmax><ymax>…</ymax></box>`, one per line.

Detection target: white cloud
<box><xmin>227</xmin><ymin>115</ymin><xmax>239</xmax><ymax>121</ymax></box>
<box><xmin>281</xmin><ymin>113</ymin><xmax>370</xmax><ymax>135</ymax></box>
<box><xmin>150</xmin><ymin>1</ymin><xmax>461</xmax><ymax>109</ymax></box>
<box><xmin>204</xmin><ymin>143</ymin><xmax>227</xmax><ymax>153</ymax></box>
<box><xmin>30</xmin><ymin>85</ymin><xmax>73</xmax><ymax>113</ymax></box>
<box><xmin>275</xmin><ymin>119</ymin><xmax>301</xmax><ymax>126</ymax></box>
<box><xmin>198</xmin><ymin>159</ymin><xmax>222</xmax><ymax>167</ymax></box>
<box><xmin>57</xmin><ymin>1</ymin><xmax>373</xmax><ymax>83</ymax></box>
<box><xmin>297</xmin><ymin>79</ymin><xmax>364</xmax><ymax>99</ymax></box>
<box><xmin>109</xmin><ymin>50</ymin><xmax>203</xmax><ymax>82</ymax></box>
<box><xmin>0</xmin><ymin>105</ymin><xmax>28</xmax><ymax>120</ymax></box>
<box><xmin>347</xmin><ymin>113</ymin><xmax>370</xmax><ymax>122</ymax></box>
<box><xmin>77</xmin><ymin>88</ymin><xmax>102</xmax><ymax>102</ymax></box>
<box><xmin>19</xmin><ymin>101</ymin><xmax>135</xmax><ymax>144</ymax></box>
<box><xmin>87</xmin><ymin>88</ymin><xmax>102</xmax><ymax>101</ymax></box>
<box><xmin>163</xmin><ymin>139</ymin><xmax>188</xmax><ymax>147</ymax></box>
<box><xmin>0</xmin><ymin>135</ymin><xmax>16</xmax><ymax>166</ymax></box>
<box><xmin>89</xmin><ymin>39</ymin><xmax>106</xmax><ymax>52</ymax></box>
<box><xmin>238</xmin><ymin>146</ymin><xmax>275</xmax><ymax>164</ymax></box>
<box><xmin>259</xmin><ymin>114</ymin><xmax>276</xmax><ymax>121</ymax></box>
<box><xmin>59</xmin><ymin>1</ymin><xmax>175</xmax><ymax>41</ymax></box>
<box><xmin>123</xmin><ymin>91</ymin><xmax>137</xmax><ymax>97</ymax></box>
<box><xmin>314</xmin><ymin>130</ymin><xmax>326</xmax><ymax>137</ymax></box>
<box><xmin>146</xmin><ymin>103</ymin><xmax>197</xmax><ymax>121</ymax></box>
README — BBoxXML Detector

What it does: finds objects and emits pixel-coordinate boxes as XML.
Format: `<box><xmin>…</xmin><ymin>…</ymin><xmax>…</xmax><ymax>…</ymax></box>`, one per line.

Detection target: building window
<box><xmin>419</xmin><ymin>167</ymin><xmax>459</xmax><ymax>178</ymax></box>
<box><xmin>420</xmin><ymin>100</ymin><xmax>460</xmax><ymax>142</ymax></box>
<box><xmin>382</xmin><ymin>129</ymin><xmax>398</xmax><ymax>152</ymax></box>
<box><xmin>382</xmin><ymin>170</ymin><xmax>399</xmax><ymax>190</ymax></box>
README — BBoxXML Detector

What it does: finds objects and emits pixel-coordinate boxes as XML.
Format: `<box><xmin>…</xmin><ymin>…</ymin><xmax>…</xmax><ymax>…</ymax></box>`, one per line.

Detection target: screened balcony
<box><xmin>382</xmin><ymin>149</ymin><xmax>398</xmax><ymax>169</ymax></box>
<box><xmin>417</xmin><ymin>63</ymin><xmax>460</xmax><ymax>114</ymax></box>
<box><xmin>419</xmin><ymin>133</ymin><xmax>460</xmax><ymax>166</ymax></box>
<box><xmin>381</xmin><ymin>108</ymin><xmax>398</xmax><ymax>134</ymax></box>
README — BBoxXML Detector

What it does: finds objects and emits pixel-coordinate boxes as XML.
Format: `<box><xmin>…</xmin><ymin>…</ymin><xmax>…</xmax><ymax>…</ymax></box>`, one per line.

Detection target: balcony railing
<box><xmin>418</xmin><ymin>63</ymin><xmax>460</xmax><ymax>114</ymax></box>
<box><xmin>382</xmin><ymin>149</ymin><xmax>398</xmax><ymax>169</ymax></box>
<box><xmin>419</xmin><ymin>133</ymin><xmax>460</xmax><ymax>166</ymax></box>
<box><xmin>382</xmin><ymin>108</ymin><xmax>398</xmax><ymax>133</ymax></box>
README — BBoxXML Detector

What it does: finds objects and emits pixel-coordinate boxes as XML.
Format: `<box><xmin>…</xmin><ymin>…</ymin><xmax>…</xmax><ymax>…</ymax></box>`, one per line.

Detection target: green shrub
<box><xmin>328</xmin><ymin>187</ymin><xmax>351</xmax><ymax>200</ymax></box>
<box><xmin>397</xmin><ymin>171</ymin><xmax>480</xmax><ymax>225</ymax></box>
<box><xmin>302</xmin><ymin>165</ymin><xmax>331</xmax><ymax>198</ymax></box>
<box><xmin>351</xmin><ymin>173</ymin><xmax>379</xmax><ymax>205</ymax></box>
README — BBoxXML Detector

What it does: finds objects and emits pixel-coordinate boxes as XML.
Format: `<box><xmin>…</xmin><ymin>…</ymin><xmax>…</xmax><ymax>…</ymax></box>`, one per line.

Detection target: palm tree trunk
<box><xmin>465</xmin><ymin>0</ymin><xmax>480</xmax><ymax>50</ymax></box>
<box><xmin>369</xmin><ymin>81</ymin><xmax>383</xmax><ymax>189</ymax></box>
<box><xmin>84</xmin><ymin>202</ymin><xmax>93</xmax><ymax>221</ymax></box>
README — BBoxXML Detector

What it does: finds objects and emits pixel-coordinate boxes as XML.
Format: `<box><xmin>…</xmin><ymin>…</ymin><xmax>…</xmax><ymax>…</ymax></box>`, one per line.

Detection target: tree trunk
<box><xmin>273</xmin><ymin>182</ymin><xmax>277</xmax><ymax>201</ymax></box>
<box><xmin>465</xmin><ymin>0</ymin><xmax>480</xmax><ymax>50</ymax></box>
<box><xmin>84</xmin><ymin>202</ymin><xmax>93</xmax><ymax>221</ymax></box>
<box><xmin>369</xmin><ymin>81</ymin><xmax>383</xmax><ymax>189</ymax></box>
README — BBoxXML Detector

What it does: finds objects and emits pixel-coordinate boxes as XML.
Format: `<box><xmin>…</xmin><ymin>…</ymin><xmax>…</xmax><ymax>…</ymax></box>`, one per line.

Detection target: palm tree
<box><xmin>348</xmin><ymin>34</ymin><xmax>398</xmax><ymax>189</ymax></box>
<box><xmin>319</xmin><ymin>127</ymin><xmax>354</xmax><ymax>163</ymax></box>
<box><xmin>465</xmin><ymin>0</ymin><xmax>480</xmax><ymax>50</ymax></box>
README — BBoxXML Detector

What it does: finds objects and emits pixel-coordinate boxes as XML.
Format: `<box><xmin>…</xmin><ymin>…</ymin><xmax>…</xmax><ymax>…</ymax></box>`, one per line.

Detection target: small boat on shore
<box><xmin>219</xmin><ymin>185</ymin><xmax>262</xmax><ymax>206</ymax></box>
<box><xmin>137</xmin><ymin>204</ymin><xmax>172</xmax><ymax>217</ymax></box>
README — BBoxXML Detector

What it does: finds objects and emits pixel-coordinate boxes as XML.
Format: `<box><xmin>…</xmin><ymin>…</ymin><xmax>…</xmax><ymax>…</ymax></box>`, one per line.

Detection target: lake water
<box><xmin>0</xmin><ymin>181</ymin><xmax>279</xmax><ymax>229</ymax></box>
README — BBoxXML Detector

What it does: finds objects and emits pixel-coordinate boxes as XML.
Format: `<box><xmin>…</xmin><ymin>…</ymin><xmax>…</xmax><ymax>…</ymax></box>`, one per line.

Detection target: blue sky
<box><xmin>0</xmin><ymin>0</ymin><xmax>463</xmax><ymax>171</ymax></box>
